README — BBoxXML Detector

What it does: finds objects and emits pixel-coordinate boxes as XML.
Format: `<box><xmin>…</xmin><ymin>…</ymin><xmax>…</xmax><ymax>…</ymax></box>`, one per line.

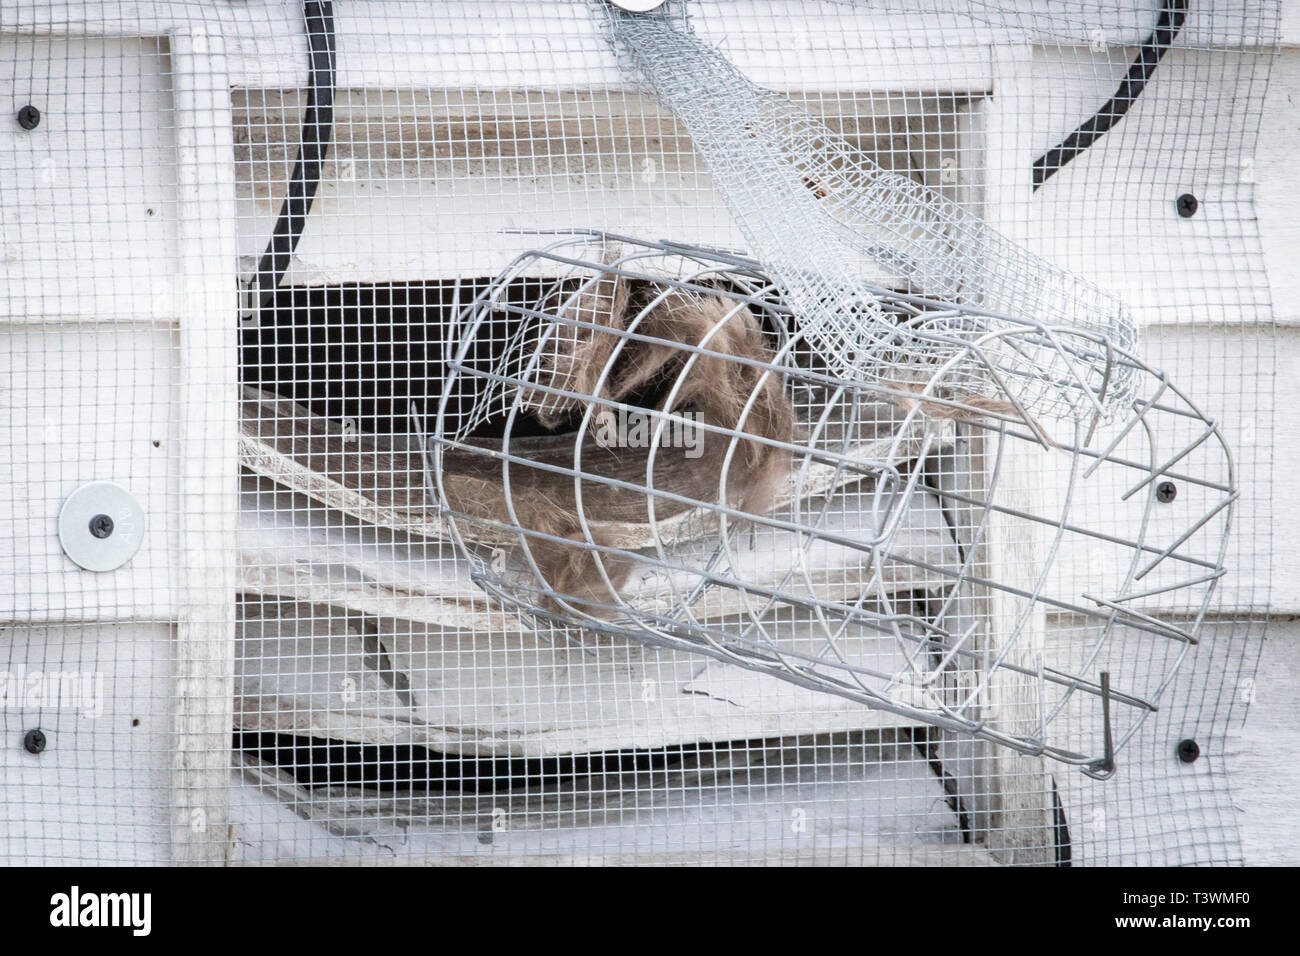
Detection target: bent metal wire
<box><xmin>425</xmin><ymin>232</ymin><xmax>1235</xmax><ymax>773</ymax></box>
<box><xmin>600</xmin><ymin>2</ymin><xmax>1140</xmax><ymax>419</ymax></box>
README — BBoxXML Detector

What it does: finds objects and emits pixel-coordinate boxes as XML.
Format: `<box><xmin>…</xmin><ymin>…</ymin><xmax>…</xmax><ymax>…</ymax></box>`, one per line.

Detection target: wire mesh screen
<box><xmin>0</xmin><ymin>0</ymin><xmax>1278</xmax><ymax>866</ymax></box>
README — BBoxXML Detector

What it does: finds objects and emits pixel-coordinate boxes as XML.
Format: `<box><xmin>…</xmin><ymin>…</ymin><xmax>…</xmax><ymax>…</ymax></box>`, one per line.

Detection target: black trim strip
<box><xmin>1032</xmin><ymin>0</ymin><xmax>1188</xmax><ymax>190</ymax></box>
<box><xmin>1052</xmin><ymin>777</ymin><xmax>1073</xmax><ymax>866</ymax></box>
<box><xmin>254</xmin><ymin>0</ymin><xmax>337</xmax><ymax>307</ymax></box>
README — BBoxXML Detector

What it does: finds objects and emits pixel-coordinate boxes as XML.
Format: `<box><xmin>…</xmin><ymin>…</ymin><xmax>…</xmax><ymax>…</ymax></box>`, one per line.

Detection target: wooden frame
<box><xmin>170</xmin><ymin>27</ymin><xmax>240</xmax><ymax>865</ymax></box>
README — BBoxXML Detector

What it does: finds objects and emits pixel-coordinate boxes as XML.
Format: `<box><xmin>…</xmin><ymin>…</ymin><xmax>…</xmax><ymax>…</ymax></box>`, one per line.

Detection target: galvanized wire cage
<box><xmin>431</xmin><ymin>231</ymin><xmax>1232</xmax><ymax>772</ymax></box>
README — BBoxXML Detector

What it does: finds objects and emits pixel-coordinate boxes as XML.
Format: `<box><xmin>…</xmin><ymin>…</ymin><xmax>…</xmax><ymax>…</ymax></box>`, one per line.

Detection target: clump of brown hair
<box><xmin>883</xmin><ymin>379</ymin><xmax>1059</xmax><ymax>447</ymax></box>
<box><xmin>442</xmin><ymin>269</ymin><xmax>796</xmax><ymax>619</ymax></box>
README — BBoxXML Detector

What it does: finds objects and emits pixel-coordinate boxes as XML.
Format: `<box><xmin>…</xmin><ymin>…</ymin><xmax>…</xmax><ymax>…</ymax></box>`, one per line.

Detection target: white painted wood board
<box><xmin>0</xmin><ymin>326</ymin><xmax>180</xmax><ymax>622</ymax></box>
<box><xmin>4</xmin><ymin>1</ymin><xmax>998</xmax><ymax>93</ymax></box>
<box><xmin>0</xmin><ymin>622</ymin><xmax>173</xmax><ymax>865</ymax></box>
<box><xmin>169</xmin><ymin>25</ymin><xmax>241</xmax><ymax>865</ymax></box>
<box><xmin>1229</xmin><ymin>615</ymin><xmax>1300</xmax><ymax>866</ymax></box>
<box><xmin>1257</xmin><ymin>48</ymin><xmax>1300</xmax><ymax>324</ymax></box>
<box><xmin>1027</xmin><ymin>47</ymin><xmax>1270</xmax><ymax>328</ymax></box>
<box><xmin>0</xmin><ymin>36</ymin><xmax>179</xmax><ymax>325</ymax></box>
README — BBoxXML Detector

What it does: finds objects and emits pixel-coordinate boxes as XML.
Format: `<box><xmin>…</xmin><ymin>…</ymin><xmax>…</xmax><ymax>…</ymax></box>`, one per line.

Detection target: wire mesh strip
<box><xmin>598</xmin><ymin>1</ymin><xmax>1138</xmax><ymax>418</ymax></box>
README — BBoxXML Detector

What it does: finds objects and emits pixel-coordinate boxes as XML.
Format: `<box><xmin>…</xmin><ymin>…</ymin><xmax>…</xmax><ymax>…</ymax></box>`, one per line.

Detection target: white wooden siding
<box><xmin>1231</xmin><ymin>33</ymin><xmax>1300</xmax><ymax>865</ymax></box>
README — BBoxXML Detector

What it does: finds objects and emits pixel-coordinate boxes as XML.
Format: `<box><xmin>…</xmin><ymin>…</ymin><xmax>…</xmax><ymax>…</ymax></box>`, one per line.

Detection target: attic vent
<box><xmin>233</xmin><ymin>88</ymin><xmax>980</xmax><ymax>285</ymax></box>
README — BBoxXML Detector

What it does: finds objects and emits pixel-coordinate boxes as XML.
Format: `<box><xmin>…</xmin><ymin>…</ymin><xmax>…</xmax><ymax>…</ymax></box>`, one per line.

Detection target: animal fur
<box><xmin>884</xmin><ymin>379</ymin><xmax>1058</xmax><ymax>447</ymax></box>
<box><xmin>441</xmin><ymin>271</ymin><xmax>796</xmax><ymax>618</ymax></box>
<box><xmin>440</xmin><ymin>270</ymin><xmax>1047</xmax><ymax>619</ymax></box>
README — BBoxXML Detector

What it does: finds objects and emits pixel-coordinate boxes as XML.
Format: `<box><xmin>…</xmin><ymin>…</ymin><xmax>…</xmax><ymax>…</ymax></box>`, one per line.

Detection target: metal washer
<box><xmin>57</xmin><ymin>481</ymin><xmax>146</xmax><ymax>572</ymax></box>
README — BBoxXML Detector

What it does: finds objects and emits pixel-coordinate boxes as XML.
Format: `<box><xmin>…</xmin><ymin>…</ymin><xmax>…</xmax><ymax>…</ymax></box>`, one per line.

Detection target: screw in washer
<box><xmin>89</xmin><ymin>514</ymin><xmax>115</xmax><ymax>539</ymax></box>
<box><xmin>1155</xmin><ymin>481</ymin><xmax>1177</xmax><ymax>503</ymax></box>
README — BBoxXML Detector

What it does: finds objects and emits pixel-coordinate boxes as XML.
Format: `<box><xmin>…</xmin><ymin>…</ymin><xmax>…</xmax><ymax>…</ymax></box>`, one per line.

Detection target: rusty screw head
<box><xmin>89</xmin><ymin>514</ymin><xmax>115</xmax><ymax>539</ymax></box>
<box><xmin>1176</xmin><ymin>193</ymin><xmax>1198</xmax><ymax>218</ymax></box>
<box><xmin>16</xmin><ymin>105</ymin><xmax>40</xmax><ymax>130</ymax></box>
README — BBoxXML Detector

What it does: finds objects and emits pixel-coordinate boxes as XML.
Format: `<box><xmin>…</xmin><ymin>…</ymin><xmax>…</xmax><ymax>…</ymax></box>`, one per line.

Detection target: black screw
<box><xmin>88</xmin><ymin>514</ymin><xmax>115</xmax><ymax>539</ymax></box>
<box><xmin>16</xmin><ymin>104</ymin><xmax>40</xmax><ymax>130</ymax></box>
<box><xmin>1155</xmin><ymin>481</ymin><xmax>1177</xmax><ymax>503</ymax></box>
<box><xmin>23</xmin><ymin>729</ymin><xmax>46</xmax><ymax>754</ymax></box>
<box><xmin>1176</xmin><ymin>193</ymin><xmax>1198</xmax><ymax>218</ymax></box>
<box><xmin>1176</xmin><ymin>738</ymin><xmax>1200</xmax><ymax>763</ymax></box>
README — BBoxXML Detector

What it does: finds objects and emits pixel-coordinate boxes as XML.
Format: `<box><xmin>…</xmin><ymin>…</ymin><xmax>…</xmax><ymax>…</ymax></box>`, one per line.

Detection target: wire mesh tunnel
<box><xmin>429</xmin><ymin>232</ymin><xmax>1232</xmax><ymax>771</ymax></box>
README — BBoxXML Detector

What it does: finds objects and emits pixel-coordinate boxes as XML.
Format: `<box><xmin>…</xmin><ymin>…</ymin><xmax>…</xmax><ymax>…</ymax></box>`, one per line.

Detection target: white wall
<box><xmin>1229</xmin><ymin>27</ymin><xmax>1300</xmax><ymax>865</ymax></box>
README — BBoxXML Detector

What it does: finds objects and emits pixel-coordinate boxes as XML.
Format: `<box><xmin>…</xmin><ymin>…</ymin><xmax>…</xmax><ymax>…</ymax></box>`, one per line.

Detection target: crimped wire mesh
<box><xmin>0</xmin><ymin>0</ymin><xmax>1279</xmax><ymax>866</ymax></box>
<box><xmin>601</xmin><ymin>3</ymin><xmax>1140</xmax><ymax>420</ymax></box>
